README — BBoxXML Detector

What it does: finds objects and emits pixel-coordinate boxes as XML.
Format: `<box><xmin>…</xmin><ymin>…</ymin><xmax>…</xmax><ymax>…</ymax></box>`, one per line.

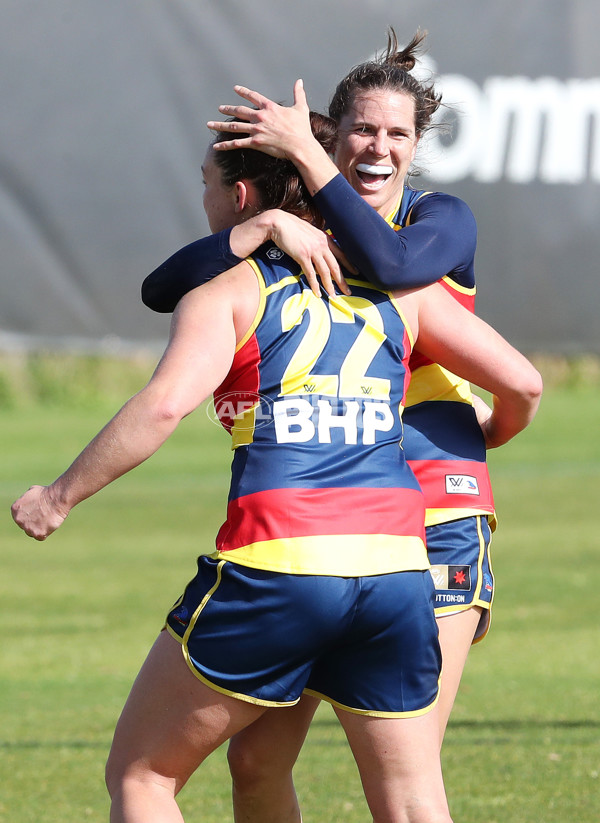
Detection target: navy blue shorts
<box><xmin>165</xmin><ymin>556</ymin><xmax>441</xmax><ymax>717</ymax></box>
<box><xmin>426</xmin><ymin>515</ymin><xmax>494</xmax><ymax>641</ymax></box>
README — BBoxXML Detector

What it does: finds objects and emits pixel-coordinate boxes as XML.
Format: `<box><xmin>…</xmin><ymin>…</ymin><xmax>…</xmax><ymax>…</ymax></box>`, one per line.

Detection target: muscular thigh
<box><xmin>228</xmin><ymin>694</ymin><xmax>320</xmax><ymax>776</ymax></box>
<box><xmin>107</xmin><ymin>631</ymin><xmax>265</xmax><ymax>790</ymax></box>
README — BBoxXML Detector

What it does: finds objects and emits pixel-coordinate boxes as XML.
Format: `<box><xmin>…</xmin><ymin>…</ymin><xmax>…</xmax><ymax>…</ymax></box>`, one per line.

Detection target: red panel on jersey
<box><xmin>216</xmin><ymin>485</ymin><xmax>426</xmax><ymax>551</ymax></box>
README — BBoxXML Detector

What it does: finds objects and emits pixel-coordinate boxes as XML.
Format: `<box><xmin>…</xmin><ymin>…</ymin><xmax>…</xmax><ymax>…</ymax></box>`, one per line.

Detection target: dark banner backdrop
<box><xmin>1</xmin><ymin>0</ymin><xmax>598</xmax><ymax>352</ymax></box>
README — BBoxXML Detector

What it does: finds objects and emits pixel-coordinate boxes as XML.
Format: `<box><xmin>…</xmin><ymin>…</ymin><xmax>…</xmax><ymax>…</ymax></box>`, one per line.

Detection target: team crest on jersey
<box><xmin>445</xmin><ymin>474</ymin><xmax>480</xmax><ymax>495</ymax></box>
<box><xmin>266</xmin><ymin>246</ymin><xmax>284</xmax><ymax>260</ymax></box>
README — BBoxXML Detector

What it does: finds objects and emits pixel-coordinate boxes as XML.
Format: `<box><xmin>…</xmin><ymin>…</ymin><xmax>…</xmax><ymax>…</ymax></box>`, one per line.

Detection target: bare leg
<box><xmin>226</xmin><ymin>607</ymin><xmax>484</xmax><ymax>822</ymax></box>
<box><xmin>335</xmin><ymin>705</ymin><xmax>453</xmax><ymax>823</ymax></box>
<box><xmin>105</xmin><ymin>631</ymin><xmax>266</xmax><ymax>823</ymax></box>
<box><xmin>435</xmin><ymin>606</ymin><xmax>482</xmax><ymax>745</ymax></box>
<box><xmin>228</xmin><ymin>694</ymin><xmax>320</xmax><ymax>823</ymax></box>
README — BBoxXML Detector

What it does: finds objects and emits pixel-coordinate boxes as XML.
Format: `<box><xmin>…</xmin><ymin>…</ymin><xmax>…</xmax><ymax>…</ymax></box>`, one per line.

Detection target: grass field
<box><xmin>1</xmin><ymin>375</ymin><xmax>599</xmax><ymax>822</ymax></box>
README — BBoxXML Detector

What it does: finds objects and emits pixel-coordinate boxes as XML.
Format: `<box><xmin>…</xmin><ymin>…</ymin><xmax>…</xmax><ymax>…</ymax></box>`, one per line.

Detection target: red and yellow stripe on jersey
<box><xmin>211</xmin><ymin>245</ymin><xmax>428</xmax><ymax>577</ymax></box>
<box><xmin>387</xmin><ymin>191</ymin><xmax>496</xmax><ymax>529</ymax></box>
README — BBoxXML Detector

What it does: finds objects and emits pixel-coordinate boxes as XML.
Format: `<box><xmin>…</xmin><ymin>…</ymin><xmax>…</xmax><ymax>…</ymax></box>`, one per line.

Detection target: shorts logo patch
<box><xmin>429</xmin><ymin>565</ymin><xmax>448</xmax><ymax>589</ymax></box>
<box><xmin>429</xmin><ymin>565</ymin><xmax>472</xmax><ymax>591</ymax></box>
<box><xmin>266</xmin><ymin>246</ymin><xmax>284</xmax><ymax>260</ymax></box>
<box><xmin>170</xmin><ymin>605</ymin><xmax>190</xmax><ymax>627</ymax></box>
<box><xmin>448</xmin><ymin>565</ymin><xmax>471</xmax><ymax>590</ymax></box>
<box><xmin>445</xmin><ymin>474</ymin><xmax>480</xmax><ymax>495</ymax></box>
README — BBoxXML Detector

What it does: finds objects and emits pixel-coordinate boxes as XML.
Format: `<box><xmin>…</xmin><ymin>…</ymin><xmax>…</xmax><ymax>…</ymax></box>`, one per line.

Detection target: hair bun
<box><xmin>383</xmin><ymin>28</ymin><xmax>427</xmax><ymax>72</ymax></box>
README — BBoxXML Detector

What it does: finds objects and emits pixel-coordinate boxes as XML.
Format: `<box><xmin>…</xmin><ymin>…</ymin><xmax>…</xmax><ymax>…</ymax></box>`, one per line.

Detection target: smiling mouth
<box><xmin>355</xmin><ymin>163</ymin><xmax>394</xmax><ymax>188</ymax></box>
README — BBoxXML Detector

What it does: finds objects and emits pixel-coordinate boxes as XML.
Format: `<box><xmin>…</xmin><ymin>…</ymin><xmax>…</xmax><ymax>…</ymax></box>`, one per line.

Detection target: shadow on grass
<box><xmin>0</xmin><ymin>739</ymin><xmax>109</xmax><ymax>749</ymax></box>
<box><xmin>448</xmin><ymin>718</ymin><xmax>599</xmax><ymax>730</ymax></box>
<box><xmin>313</xmin><ymin>715</ymin><xmax>597</xmax><ymax>728</ymax></box>
<box><xmin>311</xmin><ymin>716</ymin><xmax>599</xmax><ymax>734</ymax></box>
<box><xmin>2</xmin><ymin>718</ymin><xmax>597</xmax><ymax>751</ymax></box>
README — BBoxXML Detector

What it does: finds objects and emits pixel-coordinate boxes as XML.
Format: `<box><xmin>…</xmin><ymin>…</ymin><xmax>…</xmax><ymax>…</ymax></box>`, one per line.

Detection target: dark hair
<box><xmin>211</xmin><ymin>111</ymin><xmax>337</xmax><ymax>228</ymax></box>
<box><xmin>328</xmin><ymin>29</ymin><xmax>442</xmax><ymax>136</ymax></box>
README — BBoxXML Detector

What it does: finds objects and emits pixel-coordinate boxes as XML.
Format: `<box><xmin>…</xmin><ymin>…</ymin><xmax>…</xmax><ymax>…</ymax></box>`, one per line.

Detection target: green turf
<box><xmin>1</xmin><ymin>384</ymin><xmax>598</xmax><ymax>822</ymax></box>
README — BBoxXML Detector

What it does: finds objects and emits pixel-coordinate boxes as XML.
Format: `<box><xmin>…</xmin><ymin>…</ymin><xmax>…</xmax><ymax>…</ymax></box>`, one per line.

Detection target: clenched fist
<box><xmin>11</xmin><ymin>485</ymin><xmax>69</xmax><ymax>541</ymax></box>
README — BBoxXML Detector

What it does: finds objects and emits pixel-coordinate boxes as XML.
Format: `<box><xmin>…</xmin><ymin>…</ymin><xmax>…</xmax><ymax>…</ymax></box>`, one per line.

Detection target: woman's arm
<box><xmin>142</xmin><ymin>228</ymin><xmax>241</xmax><ymax>312</ymax></box>
<box><xmin>409</xmin><ymin>283</ymin><xmax>543</xmax><ymax>448</ymax></box>
<box><xmin>142</xmin><ymin>210</ymin><xmax>350</xmax><ymax>312</ymax></box>
<box><xmin>11</xmin><ymin>265</ymin><xmax>254</xmax><ymax>540</ymax></box>
<box><xmin>313</xmin><ymin>180</ymin><xmax>477</xmax><ymax>290</ymax></box>
<box><xmin>210</xmin><ymin>81</ymin><xmax>475</xmax><ymax>291</ymax></box>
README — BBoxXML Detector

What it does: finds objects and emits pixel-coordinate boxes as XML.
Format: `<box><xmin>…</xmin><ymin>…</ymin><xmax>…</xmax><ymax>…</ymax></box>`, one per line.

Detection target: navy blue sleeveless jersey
<box><xmin>387</xmin><ymin>190</ymin><xmax>495</xmax><ymax>527</ymax></box>
<box><xmin>141</xmin><ymin>174</ymin><xmax>495</xmax><ymax>528</ymax></box>
<box><xmin>314</xmin><ymin>176</ymin><xmax>495</xmax><ymax>526</ymax></box>
<box><xmin>210</xmin><ymin>245</ymin><xmax>428</xmax><ymax>577</ymax></box>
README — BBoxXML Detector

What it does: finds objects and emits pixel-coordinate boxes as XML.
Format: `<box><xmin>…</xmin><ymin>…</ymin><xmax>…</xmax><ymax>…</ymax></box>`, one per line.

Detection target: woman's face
<box><xmin>334</xmin><ymin>90</ymin><xmax>419</xmax><ymax>217</ymax></box>
<box><xmin>202</xmin><ymin>147</ymin><xmax>238</xmax><ymax>233</ymax></box>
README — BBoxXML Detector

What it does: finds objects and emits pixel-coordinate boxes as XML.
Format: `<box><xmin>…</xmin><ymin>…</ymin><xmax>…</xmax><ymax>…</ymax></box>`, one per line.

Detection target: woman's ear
<box><xmin>233</xmin><ymin>180</ymin><xmax>249</xmax><ymax>214</ymax></box>
<box><xmin>233</xmin><ymin>180</ymin><xmax>259</xmax><ymax>216</ymax></box>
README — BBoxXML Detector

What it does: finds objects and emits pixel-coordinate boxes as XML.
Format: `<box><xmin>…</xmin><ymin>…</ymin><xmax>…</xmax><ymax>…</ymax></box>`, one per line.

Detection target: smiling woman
<box><xmin>138</xmin><ymin>27</ymin><xmax>515</xmax><ymax>823</ymax></box>
<box><xmin>10</xmin><ymin>104</ymin><xmax>544</xmax><ymax>822</ymax></box>
<box><xmin>334</xmin><ymin>90</ymin><xmax>419</xmax><ymax>214</ymax></box>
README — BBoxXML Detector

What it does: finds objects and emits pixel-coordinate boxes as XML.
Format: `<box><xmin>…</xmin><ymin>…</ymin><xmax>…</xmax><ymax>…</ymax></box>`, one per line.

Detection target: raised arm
<box><xmin>313</xmin><ymin>181</ymin><xmax>477</xmax><ymax>290</ymax></box>
<box><xmin>142</xmin><ymin>210</ymin><xmax>351</xmax><ymax>312</ymax></box>
<box><xmin>210</xmin><ymin>81</ymin><xmax>475</xmax><ymax>291</ymax></box>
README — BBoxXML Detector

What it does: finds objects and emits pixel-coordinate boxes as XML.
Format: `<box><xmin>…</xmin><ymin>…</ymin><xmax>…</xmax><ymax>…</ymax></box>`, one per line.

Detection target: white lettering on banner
<box><xmin>273</xmin><ymin>398</ymin><xmax>394</xmax><ymax>445</ymax></box>
<box><xmin>419</xmin><ymin>63</ymin><xmax>600</xmax><ymax>184</ymax></box>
